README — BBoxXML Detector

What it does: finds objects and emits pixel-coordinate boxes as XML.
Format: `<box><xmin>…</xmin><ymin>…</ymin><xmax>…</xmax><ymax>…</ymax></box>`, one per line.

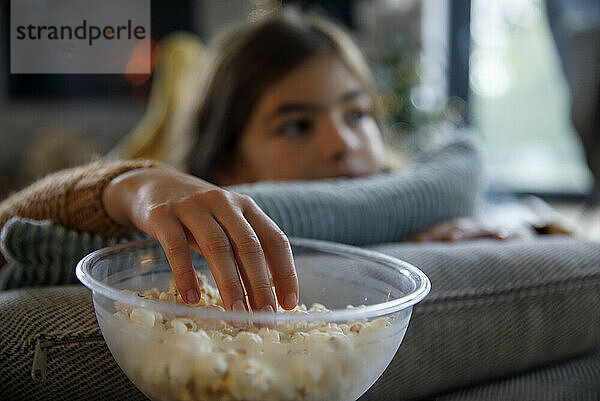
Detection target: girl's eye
<box><xmin>346</xmin><ymin>109</ymin><xmax>366</xmax><ymax>124</ymax></box>
<box><xmin>278</xmin><ymin>119</ymin><xmax>312</xmax><ymax>137</ymax></box>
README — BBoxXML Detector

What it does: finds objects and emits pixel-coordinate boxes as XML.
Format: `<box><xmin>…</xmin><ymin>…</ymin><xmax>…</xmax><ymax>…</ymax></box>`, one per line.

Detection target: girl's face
<box><xmin>219</xmin><ymin>54</ymin><xmax>386</xmax><ymax>184</ymax></box>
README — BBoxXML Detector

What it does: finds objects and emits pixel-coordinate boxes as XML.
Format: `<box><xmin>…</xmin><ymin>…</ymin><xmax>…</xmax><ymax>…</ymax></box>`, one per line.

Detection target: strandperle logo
<box><xmin>11</xmin><ymin>0</ymin><xmax>150</xmax><ymax>74</ymax></box>
<box><xmin>15</xmin><ymin>19</ymin><xmax>147</xmax><ymax>46</ymax></box>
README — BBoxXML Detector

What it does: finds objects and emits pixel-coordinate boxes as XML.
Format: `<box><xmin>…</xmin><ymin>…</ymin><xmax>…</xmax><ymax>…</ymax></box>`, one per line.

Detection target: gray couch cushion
<box><xmin>1</xmin><ymin>234</ymin><xmax>600</xmax><ymax>400</ymax></box>
<box><xmin>359</xmin><ymin>238</ymin><xmax>600</xmax><ymax>400</ymax></box>
<box><xmin>431</xmin><ymin>348</ymin><xmax>600</xmax><ymax>401</ymax></box>
<box><xmin>0</xmin><ymin>285</ymin><xmax>147</xmax><ymax>401</ymax></box>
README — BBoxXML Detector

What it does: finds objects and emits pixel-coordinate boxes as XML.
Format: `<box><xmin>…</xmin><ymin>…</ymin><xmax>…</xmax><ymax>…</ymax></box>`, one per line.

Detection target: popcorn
<box><xmin>290</xmin><ymin>360</ymin><xmax>324</xmax><ymax>389</ymax></box>
<box><xmin>306</xmin><ymin>331</ymin><xmax>330</xmax><ymax>343</ymax></box>
<box><xmin>142</xmin><ymin>287</ymin><xmax>160</xmax><ymax>299</ymax></box>
<box><xmin>308</xmin><ymin>303</ymin><xmax>329</xmax><ymax>312</ymax></box>
<box><xmin>170</xmin><ymin>318</ymin><xmax>198</xmax><ymax>334</ymax></box>
<box><xmin>159</xmin><ymin>292</ymin><xmax>177</xmax><ymax>303</ymax></box>
<box><xmin>130</xmin><ymin>308</ymin><xmax>157</xmax><ymax>328</ymax></box>
<box><xmin>235</xmin><ymin>331</ymin><xmax>262</xmax><ymax>345</ymax></box>
<box><xmin>227</xmin><ymin>359</ymin><xmax>272</xmax><ymax>401</ymax></box>
<box><xmin>291</xmin><ymin>331</ymin><xmax>310</xmax><ymax>344</ymax></box>
<box><xmin>257</xmin><ymin>327</ymin><xmax>280</xmax><ymax>343</ymax></box>
<box><xmin>328</xmin><ymin>333</ymin><xmax>352</xmax><ymax>352</ymax></box>
<box><xmin>368</xmin><ymin>317</ymin><xmax>391</xmax><ymax>331</ymax></box>
<box><xmin>106</xmin><ymin>272</ymin><xmax>397</xmax><ymax>401</ymax></box>
<box><xmin>141</xmin><ymin>359</ymin><xmax>168</xmax><ymax>385</ymax></box>
<box><xmin>323</xmin><ymin>325</ymin><xmax>344</xmax><ymax>336</ymax></box>
<box><xmin>350</xmin><ymin>323</ymin><xmax>364</xmax><ymax>334</ymax></box>
<box><xmin>167</xmin><ymin>358</ymin><xmax>192</xmax><ymax>386</ymax></box>
<box><xmin>233</xmin><ymin>332</ymin><xmax>263</xmax><ymax>355</ymax></box>
<box><xmin>193</xmin><ymin>353</ymin><xmax>227</xmax><ymax>378</ymax></box>
<box><xmin>212</xmin><ymin>331</ymin><xmax>233</xmax><ymax>343</ymax></box>
<box><xmin>181</xmin><ymin>330</ymin><xmax>212</xmax><ymax>354</ymax></box>
<box><xmin>337</xmin><ymin>323</ymin><xmax>350</xmax><ymax>334</ymax></box>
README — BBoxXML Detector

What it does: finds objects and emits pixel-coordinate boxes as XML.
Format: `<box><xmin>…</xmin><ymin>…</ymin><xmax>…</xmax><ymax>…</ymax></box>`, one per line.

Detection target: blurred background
<box><xmin>1</xmin><ymin>0</ymin><xmax>598</xmax><ymax>207</ymax></box>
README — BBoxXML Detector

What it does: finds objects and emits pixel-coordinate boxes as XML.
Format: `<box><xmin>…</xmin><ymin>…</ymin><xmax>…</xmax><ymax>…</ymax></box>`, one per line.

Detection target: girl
<box><xmin>0</xmin><ymin>9</ymin><xmax>481</xmax><ymax>312</ymax></box>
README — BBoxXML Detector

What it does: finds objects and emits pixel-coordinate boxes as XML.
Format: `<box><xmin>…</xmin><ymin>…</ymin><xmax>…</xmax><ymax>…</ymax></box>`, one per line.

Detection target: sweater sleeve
<box><xmin>0</xmin><ymin>158</ymin><xmax>162</xmax><ymax>265</ymax></box>
<box><xmin>0</xmin><ymin>133</ymin><xmax>482</xmax><ymax>279</ymax></box>
<box><xmin>225</xmin><ymin>134</ymin><xmax>483</xmax><ymax>245</ymax></box>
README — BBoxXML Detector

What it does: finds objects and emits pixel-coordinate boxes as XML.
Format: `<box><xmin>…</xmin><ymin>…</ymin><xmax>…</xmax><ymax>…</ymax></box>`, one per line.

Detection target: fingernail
<box><xmin>257</xmin><ymin>305</ymin><xmax>276</xmax><ymax>328</ymax></box>
<box><xmin>284</xmin><ymin>293</ymin><xmax>297</xmax><ymax>309</ymax></box>
<box><xmin>186</xmin><ymin>288</ymin><xmax>199</xmax><ymax>304</ymax></box>
<box><xmin>232</xmin><ymin>300</ymin><xmax>246</xmax><ymax>312</ymax></box>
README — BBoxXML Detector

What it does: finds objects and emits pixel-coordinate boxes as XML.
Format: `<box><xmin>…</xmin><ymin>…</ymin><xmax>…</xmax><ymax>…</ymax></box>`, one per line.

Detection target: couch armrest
<box><xmin>361</xmin><ymin>237</ymin><xmax>600</xmax><ymax>400</ymax></box>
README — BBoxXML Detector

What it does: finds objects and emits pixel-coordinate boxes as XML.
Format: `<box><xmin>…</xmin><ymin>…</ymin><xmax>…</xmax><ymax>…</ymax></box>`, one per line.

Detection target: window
<box><xmin>469</xmin><ymin>0</ymin><xmax>593</xmax><ymax>196</ymax></box>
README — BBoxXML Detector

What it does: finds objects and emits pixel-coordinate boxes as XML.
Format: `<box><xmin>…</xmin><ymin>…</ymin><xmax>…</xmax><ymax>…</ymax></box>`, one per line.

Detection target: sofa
<box><xmin>1</xmin><ymin>135</ymin><xmax>599</xmax><ymax>400</ymax></box>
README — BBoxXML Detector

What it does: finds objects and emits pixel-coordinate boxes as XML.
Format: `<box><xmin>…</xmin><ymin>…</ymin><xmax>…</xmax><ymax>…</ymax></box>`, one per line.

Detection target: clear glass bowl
<box><xmin>76</xmin><ymin>237</ymin><xmax>430</xmax><ymax>401</ymax></box>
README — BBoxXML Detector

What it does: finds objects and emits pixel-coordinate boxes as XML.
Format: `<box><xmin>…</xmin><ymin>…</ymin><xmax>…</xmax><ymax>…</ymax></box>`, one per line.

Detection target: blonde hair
<box><xmin>187</xmin><ymin>9</ymin><xmax>385</xmax><ymax>182</ymax></box>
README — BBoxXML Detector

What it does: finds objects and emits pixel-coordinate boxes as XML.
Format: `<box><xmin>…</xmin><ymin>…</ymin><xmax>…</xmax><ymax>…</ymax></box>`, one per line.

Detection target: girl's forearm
<box><xmin>0</xmin><ymin>158</ymin><xmax>161</xmax><ymax>265</ymax></box>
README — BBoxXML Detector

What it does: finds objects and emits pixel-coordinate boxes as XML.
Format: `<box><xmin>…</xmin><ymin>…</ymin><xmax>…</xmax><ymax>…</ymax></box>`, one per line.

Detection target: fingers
<box><xmin>411</xmin><ymin>219</ymin><xmax>513</xmax><ymax>243</ymax></box>
<box><xmin>411</xmin><ymin>221</ymin><xmax>456</xmax><ymax>242</ymax></box>
<box><xmin>149</xmin><ymin>211</ymin><xmax>201</xmax><ymax>304</ymax></box>
<box><xmin>178</xmin><ymin>210</ymin><xmax>247</xmax><ymax>312</ymax></box>
<box><xmin>178</xmin><ymin>193</ymin><xmax>297</xmax><ymax>312</ymax></box>
<box><xmin>144</xmin><ymin>188</ymin><xmax>296</xmax><ymax>313</ymax></box>
<box><xmin>209</xmin><ymin>208</ymin><xmax>278</xmax><ymax>312</ymax></box>
<box><xmin>242</xmin><ymin>197</ymin><xmax>298</xmax><ymax>310</ymax></box>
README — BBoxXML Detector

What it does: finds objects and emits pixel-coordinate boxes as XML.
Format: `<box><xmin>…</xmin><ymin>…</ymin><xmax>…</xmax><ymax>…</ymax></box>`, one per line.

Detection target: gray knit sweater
<box><xmin>0</xmin><ymin>134</ymin><xmax>482</xmax><ymax>289</ymax></box>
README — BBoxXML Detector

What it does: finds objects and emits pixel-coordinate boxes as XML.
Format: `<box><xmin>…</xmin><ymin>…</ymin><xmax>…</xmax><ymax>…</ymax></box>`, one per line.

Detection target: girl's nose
<box><xmin>320</xmin><ymin>117</ymin><xmax>360</xmax><ymax>162</ymax></box>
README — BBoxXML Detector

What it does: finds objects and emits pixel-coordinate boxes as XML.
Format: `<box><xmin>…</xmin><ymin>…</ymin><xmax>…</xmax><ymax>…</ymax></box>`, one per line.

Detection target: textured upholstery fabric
<box><xmin>1</xmin><ymin>238</ymin><xmax>600</xmax><ymax>400</ymax></box>
<box><xmin>0</xmin><ymin>285</ymin><xmax>147</xmax><ymax>401</ymax></box>
<box><xmin>359</xmin><ymin>238</ymin><xmax>600</xmax><ymax>400</ymax></box>
<box><xmin>0</xmin><ymin>218</ymin><xmax>147</xmax><ymax>290</ymax></box>
<box><xmin>429</xmin><ymin>348</ymin><xmax>600</xmax><ymax>401</ymax></box>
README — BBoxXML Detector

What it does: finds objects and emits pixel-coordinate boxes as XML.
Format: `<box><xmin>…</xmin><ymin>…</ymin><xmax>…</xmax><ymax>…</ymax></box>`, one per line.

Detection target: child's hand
<box><xmin>103</xmin><ymin>167</ymin><xmax>298</xmax><ymax>312</ymax></box>
<box><xmin>410</xmin><ymin>217</ymin><xmax>533</xmax><ymax>243</ymax></box>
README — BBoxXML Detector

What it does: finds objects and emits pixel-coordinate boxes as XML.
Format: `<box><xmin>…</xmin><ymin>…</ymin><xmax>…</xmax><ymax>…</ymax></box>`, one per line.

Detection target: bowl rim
<box><xmin>76</xmin><ymin>237</ymin><xmax>431</xmax><ymax>324</ymax></box>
